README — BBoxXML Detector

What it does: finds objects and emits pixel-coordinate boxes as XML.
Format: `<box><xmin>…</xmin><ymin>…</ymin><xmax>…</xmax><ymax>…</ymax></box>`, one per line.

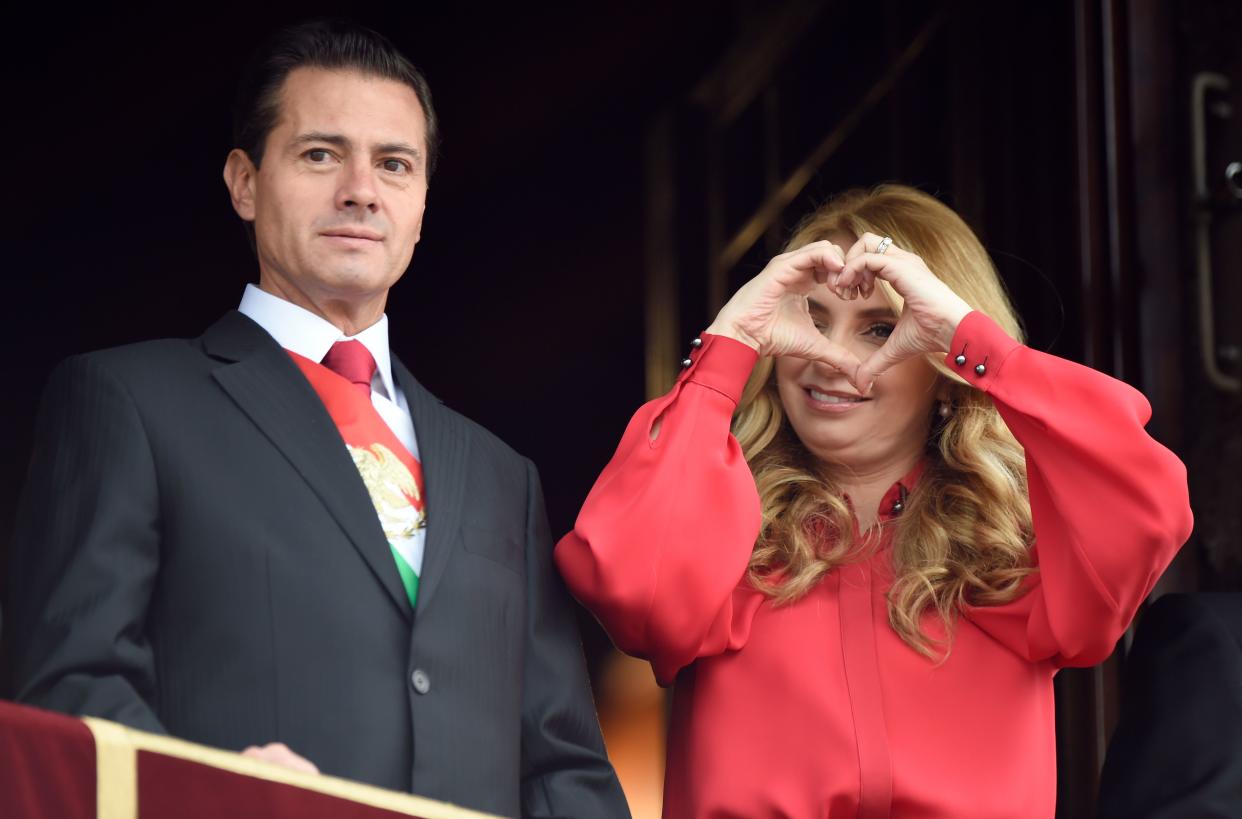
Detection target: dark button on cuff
<box><xmin>411</xmin><ymin>669</ymin><xmax>431</xmax><ymax>695</ymax></box>
<box><xmin>952</xmin><ymin>345</ymin><xmax>988</xmax><ymax>377</ymax></box>
<box><xmin>681</xmin><ymin>336</ymin><xmax>706</xmax><ymax>369</ymax></box>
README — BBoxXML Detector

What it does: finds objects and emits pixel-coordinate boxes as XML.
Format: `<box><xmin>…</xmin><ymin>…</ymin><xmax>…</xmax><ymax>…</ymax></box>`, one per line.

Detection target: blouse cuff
<box><xmin>678</xmin><ymin>333</ymin><xmax>760</xmax><ymax>406</ymax></box>
<box><xmin>943</xmin><ymin>311</ymin><xmax>1023</xmax><ymax>392</ymax></box>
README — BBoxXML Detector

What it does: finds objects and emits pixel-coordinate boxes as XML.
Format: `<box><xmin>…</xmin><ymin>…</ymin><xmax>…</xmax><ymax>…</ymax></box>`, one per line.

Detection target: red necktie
<box><xmin>321</xmin><ymin>340</ymin><xmax>377</xmax><ymax>400</ymax></box>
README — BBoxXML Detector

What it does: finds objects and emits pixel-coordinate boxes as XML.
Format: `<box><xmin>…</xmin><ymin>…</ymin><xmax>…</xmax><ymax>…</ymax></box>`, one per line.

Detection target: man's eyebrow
<box><xmin>375</xmin><ymin>141</ymin><xmax>422</xmax><ymax>162</ymax></box>
<box><xmin>290</xmin><ymin>131</ymin><xmax>350</xmax><ymax>149</ymax></box>
<box><xmin>290</xmin><ymin>132</ymin><xmax>422</xmax><ymax>163</ymax></box>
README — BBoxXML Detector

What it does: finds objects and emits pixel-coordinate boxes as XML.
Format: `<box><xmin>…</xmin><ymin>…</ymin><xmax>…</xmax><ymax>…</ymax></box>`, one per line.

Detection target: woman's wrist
<box><xmin>937</xmin><ymin>299</ymin><xmax>973</xmax><ymax>352</ymax></box>
<box><xmin>704</xmin><ymin>318</ymin><xmax>761</xmax><ymax>353</ymax></box>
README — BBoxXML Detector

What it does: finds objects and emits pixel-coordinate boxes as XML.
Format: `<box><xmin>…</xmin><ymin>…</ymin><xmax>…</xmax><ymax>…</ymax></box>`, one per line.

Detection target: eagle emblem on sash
<box><xmin>348</xmin><ymin>443</ymin><xmax>426</xmax><ymax>539</ymax></box>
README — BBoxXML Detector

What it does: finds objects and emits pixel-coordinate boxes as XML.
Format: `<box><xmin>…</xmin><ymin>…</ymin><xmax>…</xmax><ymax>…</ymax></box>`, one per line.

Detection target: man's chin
<box><xmin>304</xmin><ymin>265</ymin><xmax>402</xmax><ymax>296</ymax></box>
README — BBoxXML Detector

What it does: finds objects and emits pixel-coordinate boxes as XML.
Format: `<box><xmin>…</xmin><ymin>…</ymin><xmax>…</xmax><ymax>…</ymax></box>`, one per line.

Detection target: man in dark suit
<box><xmin>6</xmin><ymin>20</ymin><xmax>629</xmax><ymax>818</ymax></box>
<box><xmin>1097</xmin><ymin>592</ymin><xmax>1242</xmax><ymax>817</ymax></box>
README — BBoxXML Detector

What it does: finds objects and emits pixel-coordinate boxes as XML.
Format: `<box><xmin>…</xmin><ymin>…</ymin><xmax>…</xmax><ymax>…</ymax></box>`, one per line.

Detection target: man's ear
<box><xmin>223</xmin><ymin>149</ymin><xmax>258</xmax><ymax>222</ymax></box>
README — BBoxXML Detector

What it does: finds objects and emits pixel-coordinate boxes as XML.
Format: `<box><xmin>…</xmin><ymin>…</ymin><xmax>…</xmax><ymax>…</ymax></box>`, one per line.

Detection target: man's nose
<box><xmin>335</xmin><ymin>159</ymin><xmax>380</xmax><ymax>212</ymax></box>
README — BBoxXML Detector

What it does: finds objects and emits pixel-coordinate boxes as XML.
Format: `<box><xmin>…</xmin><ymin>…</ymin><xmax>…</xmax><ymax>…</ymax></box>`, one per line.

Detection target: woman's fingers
<box><xmin>840</xmin><ymin>232</ymin><xmax>919</xmax><ymax>290</ymax></box>
<box><xmin>776</xmin><ymin>241</ymin><xmax>847</xmax><ymax>293</ymax></box>
<box><xmin>831</xmin><ymin>266</ymin><xmax>877</xmax><ymax>299</ymax></box>
<box><xmin>791</xmin><ymin>334</ymin><xmax>864</xmax><ymax>386</ymax></box>
<box><xmin>846</xmin><ymin>232</ymin><xmax>918</xmax><ymax>262</ymax></box>
<box><xmin>843</xmin><ymin>234</ymin><xmax>870</xmax><ymax>263</ymax></box>
<box><xmin>706</xmin><ymin>241</ymin><xmax>850</xmax><ymax>356</ymax></box>
<box><xmin>840</xmin><ymin>253</ymin><xmax>899</xmax><ymax>289</ymax></box>
<box><xmin>836</xmin><ymin>234</ymin><xmax>915</xmax><ymax>298</ymax></box>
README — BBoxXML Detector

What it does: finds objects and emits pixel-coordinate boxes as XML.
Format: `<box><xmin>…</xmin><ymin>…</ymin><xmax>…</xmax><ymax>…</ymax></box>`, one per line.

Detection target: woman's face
<box><xmin>774</xmin><ymin>282</ymin><xmax>942</xmax><ymax>476</ymax></box>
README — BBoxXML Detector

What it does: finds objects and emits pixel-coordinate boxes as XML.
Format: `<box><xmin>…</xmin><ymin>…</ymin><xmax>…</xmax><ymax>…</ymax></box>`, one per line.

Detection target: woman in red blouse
<box><xmin>555</xmin><ymin>185</ymin><xmax>1194</xmax><ymax>818</ymax></box>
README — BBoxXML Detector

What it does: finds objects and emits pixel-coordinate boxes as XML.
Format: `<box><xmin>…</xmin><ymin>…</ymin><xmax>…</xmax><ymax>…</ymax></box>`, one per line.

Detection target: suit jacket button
<box><xmin>411</xmin><ymin>669</ymin><xmax>431</xmax><ymax>695</ymax></box>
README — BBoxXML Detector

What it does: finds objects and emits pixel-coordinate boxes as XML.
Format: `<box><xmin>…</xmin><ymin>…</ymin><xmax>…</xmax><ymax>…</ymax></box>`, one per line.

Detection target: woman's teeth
<box><xmin>808</xmin><ymin>389</ymin><xmax>863</xmax><ymax>404</ymax></box>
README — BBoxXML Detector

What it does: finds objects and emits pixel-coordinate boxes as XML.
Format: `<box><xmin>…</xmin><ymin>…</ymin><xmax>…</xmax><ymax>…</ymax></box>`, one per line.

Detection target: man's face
<box><xmin>243</xmin><ymin>67</ymin><xmax>429</xmax><ymax>307</ymax></box>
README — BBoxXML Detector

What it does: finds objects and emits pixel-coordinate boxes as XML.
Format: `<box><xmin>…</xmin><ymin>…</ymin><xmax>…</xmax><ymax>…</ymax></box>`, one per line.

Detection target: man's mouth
<box><xmin>321</xmin><ymin>228</ymin><xmax>383</xmax><ymax>241</ymax></box>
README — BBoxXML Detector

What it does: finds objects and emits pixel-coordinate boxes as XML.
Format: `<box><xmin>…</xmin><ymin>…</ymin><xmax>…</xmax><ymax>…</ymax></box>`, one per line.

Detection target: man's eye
<box><xmin>306</xmin><ymin>149</ymin><xmax>332</xmax><ymax>163</ymax></box>
<box><xmin>382</xmin><ymin>159</ymin><xmax>408</xmax><ymax>173</ymax></box>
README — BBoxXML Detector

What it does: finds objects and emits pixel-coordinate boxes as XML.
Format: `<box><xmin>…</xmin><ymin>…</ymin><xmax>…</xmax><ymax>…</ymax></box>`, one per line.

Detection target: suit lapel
<box><xmin>392</xmin><ymin>356</ymin><xmax>469</xmax><ymax>618</ymax></box>
<box><xmin>201</xmin><ymin>311</ymin><xmax>413</xmax><ymax>622</ymax></box>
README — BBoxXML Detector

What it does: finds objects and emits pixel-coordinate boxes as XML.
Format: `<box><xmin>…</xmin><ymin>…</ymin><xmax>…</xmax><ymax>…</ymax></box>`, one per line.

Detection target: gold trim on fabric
<box><xmin>82</xmin><ymin>717</ymin><xmax>137</xmax><ymax>819</ymax></box>
<box><xmin>83</xmin><ymin>716</ymin><xmax>499</xmax><ymax>818</ymax></box>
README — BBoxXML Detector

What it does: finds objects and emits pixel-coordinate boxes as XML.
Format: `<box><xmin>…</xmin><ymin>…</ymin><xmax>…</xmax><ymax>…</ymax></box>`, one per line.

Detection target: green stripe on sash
<box><xmin>389</xmin><ymin>543</ymin><xmax>420</xmax><ymax>609</ymax></box>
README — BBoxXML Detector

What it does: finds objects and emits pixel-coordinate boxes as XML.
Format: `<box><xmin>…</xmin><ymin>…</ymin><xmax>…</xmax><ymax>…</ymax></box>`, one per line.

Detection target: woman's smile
<box><xmin>803</xmin><ymin>386</ymin><xmax>872</xmax><ymax>413</ymax></box>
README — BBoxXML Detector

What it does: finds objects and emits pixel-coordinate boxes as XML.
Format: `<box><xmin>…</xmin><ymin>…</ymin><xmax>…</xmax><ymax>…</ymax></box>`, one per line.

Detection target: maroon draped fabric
<box><xmin>0</xmin><ymin>700</ymin><xmax>470</xmax><ymax>818</ymax></box>
<box><xmin>138</xmin><ymin>753</ymin><xmax>418</xmax><ymax>818</ymax></box>
<box><xmin>0</xmin><ymin>700</ymin><xmax>96</xmax><ymax>819</ymax></box>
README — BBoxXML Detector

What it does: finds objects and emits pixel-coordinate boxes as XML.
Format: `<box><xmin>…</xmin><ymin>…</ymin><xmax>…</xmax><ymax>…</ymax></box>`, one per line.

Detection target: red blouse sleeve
<box><xmin>554</xmin><ymin>334</ymin><xmax>766</xmax><ymax>685</ymax></box>
<box><xmin>952</xmin><ymin>311</ymin><xmax>1194</xmax><ymax>667</ymax></box>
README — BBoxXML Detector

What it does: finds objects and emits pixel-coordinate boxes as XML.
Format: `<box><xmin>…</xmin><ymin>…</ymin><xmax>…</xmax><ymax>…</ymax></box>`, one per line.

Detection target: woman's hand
<box><xmin>833</xmin><ymin>232</ymin><xmax>973</xmax><ymax>393</ymax></box>
<box><xmin>705</xmin><ymin>241</ymin><xmax>864</xmax><ymax>385</ymax></box>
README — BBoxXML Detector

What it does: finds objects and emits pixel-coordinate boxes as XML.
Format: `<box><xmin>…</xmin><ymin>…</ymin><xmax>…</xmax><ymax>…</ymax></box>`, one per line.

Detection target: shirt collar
<box><xmin>878</xmin><ymin>458</ymin><xmax>928</xmax><ymax>522</ymax></box>
<box><xmin>237</xmin><ymin>283</ymin><xmax>398</xmax><ymax>401</ymax></box>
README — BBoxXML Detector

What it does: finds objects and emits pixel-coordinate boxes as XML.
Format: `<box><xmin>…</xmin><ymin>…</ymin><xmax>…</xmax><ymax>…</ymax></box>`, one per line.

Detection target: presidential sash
<box><xmin>286</xmin><ymin>350</ymin><xmax>426</xmax><ymax>609</ymax></box>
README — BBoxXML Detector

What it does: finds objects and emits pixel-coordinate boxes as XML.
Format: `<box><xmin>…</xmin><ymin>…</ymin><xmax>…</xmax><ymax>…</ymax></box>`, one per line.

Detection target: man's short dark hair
<box><xmin>233</xmin><ymin>19</ymin><xmax>439</xmax><ymax>177</ymax></box>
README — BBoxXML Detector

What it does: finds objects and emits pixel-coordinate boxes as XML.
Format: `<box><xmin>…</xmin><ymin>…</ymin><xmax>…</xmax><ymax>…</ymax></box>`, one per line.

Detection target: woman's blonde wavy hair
<box><xmin>734</xmin><ymin>184</ymin><xmax>1034</xmax><ymax>658</ymax></box>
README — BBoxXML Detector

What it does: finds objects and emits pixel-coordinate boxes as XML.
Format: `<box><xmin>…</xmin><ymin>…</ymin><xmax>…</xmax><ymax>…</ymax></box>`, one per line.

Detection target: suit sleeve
<box><xmin>519</xmin><ymin>460</ymin><xmax>631</xmax><ymax>819</ymax></box>
<box><xmin>954</xmin><ymin>311</ymin><xmax>1194</xmax><ymax>667</ymax></box>
<box><xmin>7</xmin><ymin>354</ymin><xmax>165</xmax><ymax>733</ymax></box>
<box><xmin>1097</xmin><ymin>594</ymin><xmax>1242</xmax><ymax>818</ymax></box>
<box><xmin>554</xmin><ymin>334</ymin><xmax>764</xmax><ymax>686</ymax></box>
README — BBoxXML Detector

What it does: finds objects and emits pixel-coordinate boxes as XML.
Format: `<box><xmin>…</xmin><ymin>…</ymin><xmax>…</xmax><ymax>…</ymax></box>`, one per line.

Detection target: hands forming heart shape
<box><xmin>704</xmin><ymin>233</ymin><xmax>973</xmax><ymax>394</ymax></box>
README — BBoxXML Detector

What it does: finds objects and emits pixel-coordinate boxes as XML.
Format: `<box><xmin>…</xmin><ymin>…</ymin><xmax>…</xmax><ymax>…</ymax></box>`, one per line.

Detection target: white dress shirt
<box><xmin>238</xmin><ymin>283</ymin><xmax>425</xmax><ymax>574</ymax></box>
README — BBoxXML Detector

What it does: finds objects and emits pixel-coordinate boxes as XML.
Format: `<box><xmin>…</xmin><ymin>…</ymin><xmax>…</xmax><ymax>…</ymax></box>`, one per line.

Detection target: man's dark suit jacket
<box><xmin>7</xmin><ymin>311</ymin><xmax>629</xmax><ymax>818</ymax></box>
<box><xmin>1097</xmin><ymin>592</ymin><xmax>1242</xmax><ymax>818</ymax></box>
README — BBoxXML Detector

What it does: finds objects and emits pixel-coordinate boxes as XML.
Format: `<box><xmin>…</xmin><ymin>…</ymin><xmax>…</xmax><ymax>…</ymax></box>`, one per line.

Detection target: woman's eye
<box><xmin>866</xmin><ymin>323</ymin><xmax>895</xmax><ymax>339</ymax></box>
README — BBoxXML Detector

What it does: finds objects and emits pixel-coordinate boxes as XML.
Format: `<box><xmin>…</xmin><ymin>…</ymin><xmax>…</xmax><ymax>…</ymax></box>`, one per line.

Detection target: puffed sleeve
<box><xmin>554</xmin><ymin>334</ymin><xmax>767</xmax><ymax>685</ymax></box>
<box><xmin>953</xmin><ymin>312</ymin><xmax>1194</xmax><ymax>667</ymax></box>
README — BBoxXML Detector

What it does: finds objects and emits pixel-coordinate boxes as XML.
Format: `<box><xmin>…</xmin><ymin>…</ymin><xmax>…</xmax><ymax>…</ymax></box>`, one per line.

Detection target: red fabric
<box><xmin>138</xmin><ymin>752</ymin><xmax>420</xmax><ymax>818</ymax></box>
<box><xmin>0</xmin><ymin>700</ymin><xmax>438</xmax><ymax>818</ymax></box>
<box><xmin>287</xmin><ymin>350</ymin><xmax>425</xmax><ymax>520</ymax></box>
<box><xmin>555</xmin><ymin>312</ymin><xmax>1194</xmax><ymax>818</ymax></box>
<box><xmin>321</xmin><ymin>340</ymin><xmax>378</xmax><ymax>399</ymax></box>
<box><xmin>0</xmin><ymin>700</ymin><xmax>96</xmax><ymax>819</ymax></box>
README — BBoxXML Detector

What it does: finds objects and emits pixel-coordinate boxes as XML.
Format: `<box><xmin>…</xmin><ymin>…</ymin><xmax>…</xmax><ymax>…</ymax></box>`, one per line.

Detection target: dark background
<box><xmin>3</xmin><ymin>1</ymin><xmax>1239</xmax><ymax>815</ymax></box>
